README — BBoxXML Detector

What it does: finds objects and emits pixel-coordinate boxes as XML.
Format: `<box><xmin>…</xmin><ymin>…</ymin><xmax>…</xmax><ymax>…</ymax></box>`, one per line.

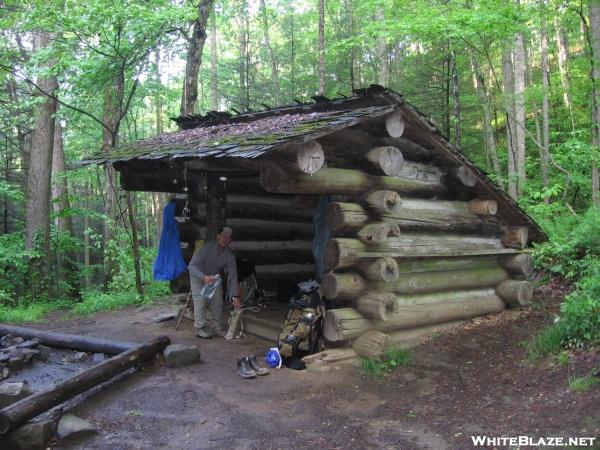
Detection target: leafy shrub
<box><xmin>557</xmin><ymin>274</ymin><xmax>600</xmax><ymax>348</ymax></box>
<box><xmin>0</xmin><ymin>233</ymin><xmax>42</xmax><ymax>305</ymax></box>
<box><xmin>525</xmin><ymin>324</ymin><xmax>565</xmax><ymax>361</ymax></box>
<box><xmin>568</xmin><ymin>376</ymin><xmax>599</xmax><ymax>392</ymax></box>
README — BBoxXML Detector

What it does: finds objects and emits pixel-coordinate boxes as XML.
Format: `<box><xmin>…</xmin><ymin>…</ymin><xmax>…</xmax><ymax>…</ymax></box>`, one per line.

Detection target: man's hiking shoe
<box><xmin>237</xmin><ymin>357</ymin><xmax>257</xmax><ymax>378</ymax></box>
<box><xmin>196</xmin><ymin>327</ymin><xmax>212</xmax><ymax>339</ymax></box>
<box><xmin>247</xmin><ymin>355</ymin><xmax>269</xmax><ymax>376</ymax></box>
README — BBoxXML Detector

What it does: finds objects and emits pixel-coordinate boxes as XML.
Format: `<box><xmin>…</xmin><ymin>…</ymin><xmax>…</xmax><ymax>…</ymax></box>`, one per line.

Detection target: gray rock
<box><xmin>92</xmin><ymin>353</ymin><xmax>106</xmax><ymax>363</ymax></box>
<box><xmin>57</xmin><ymin>414</ymin><xmax>98</xmax><ymax>440</ymax></box>
<box><xmin>0</xmin><ymin>382</ymin><xmax>32</xmax><ymax>408</ymax></box>
<box><xmin>0</xmin><ymin>419</ymin><xmax>54</xmax><ymax>450</ymax></box>
<box><xmin>35</xmin><ymin>345</ymin><xmax>51</xmax><ymax>362</ymax></box>
<box><xmin>152</xmin><ymin>312</ymin><xmax>176</xmax><ymax>323</ymax></box>
<box><xmin>21</xmin><ymin>348</ymin><xmax>40</xmax><ymax>364</ymax></box>
<box><xmin>163</xmin><ymin>344</ymin><xmax>201</xmax><ymax>368</ymax></box>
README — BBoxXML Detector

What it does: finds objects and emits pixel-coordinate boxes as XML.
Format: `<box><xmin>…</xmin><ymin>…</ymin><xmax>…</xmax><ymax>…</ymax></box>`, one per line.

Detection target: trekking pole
<box><xmin>175</xmin><ymin>291</ymin><xmax>192</xmax><ymax>331</ymax></box>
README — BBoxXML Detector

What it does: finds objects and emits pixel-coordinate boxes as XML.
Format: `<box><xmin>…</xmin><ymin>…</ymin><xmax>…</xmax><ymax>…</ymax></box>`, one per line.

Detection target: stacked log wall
<box><xmin>257</xmin><ymin>112</ymin><xmax>534</xmax><ymax>349</ymax></box>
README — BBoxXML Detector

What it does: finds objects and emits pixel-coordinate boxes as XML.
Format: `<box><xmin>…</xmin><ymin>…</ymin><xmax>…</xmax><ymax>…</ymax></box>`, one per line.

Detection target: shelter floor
<box><xmin>24</xmin><ymin>288</ymin><xmax>600</xmax><ymax>449</ymax></box>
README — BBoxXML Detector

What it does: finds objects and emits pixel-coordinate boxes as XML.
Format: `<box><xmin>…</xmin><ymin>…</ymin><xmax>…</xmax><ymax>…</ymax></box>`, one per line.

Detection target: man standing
<box><xmin>188</xmin><ymin>226</ymin><xmax>241</xmax><ymax>338</ymax></box>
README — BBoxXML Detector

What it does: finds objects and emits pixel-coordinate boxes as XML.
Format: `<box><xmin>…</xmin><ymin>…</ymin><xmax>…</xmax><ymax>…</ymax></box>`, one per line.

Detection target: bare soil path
<box><xmin>24</xmin><ymin>287</ymin><xmax>599</xmax><ymax>449</ymax></box>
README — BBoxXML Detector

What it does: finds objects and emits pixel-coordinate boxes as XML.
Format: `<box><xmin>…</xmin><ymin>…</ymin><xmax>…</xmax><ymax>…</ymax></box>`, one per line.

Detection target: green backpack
<box><xmin>278</xmin><ymin>288</ymin><xmax>325</xmax><ymax>358</ymax></box>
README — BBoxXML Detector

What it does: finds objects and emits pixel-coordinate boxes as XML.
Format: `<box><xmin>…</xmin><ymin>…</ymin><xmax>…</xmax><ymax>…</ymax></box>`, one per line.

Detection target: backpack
<box><xmin>277</xmin><ymin>285</ymin><xmax>325</xmax><ymax>358</ymax></box>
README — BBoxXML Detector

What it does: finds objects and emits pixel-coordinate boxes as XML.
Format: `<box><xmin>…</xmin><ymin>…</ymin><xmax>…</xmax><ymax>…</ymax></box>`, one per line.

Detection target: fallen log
<box><xmin>352</xmin><ymin>330</ymin><xmax>394</xmax><ymax>358</ymax></box>
<box><xmin>323</xmin><ymin>308</ymin><xmax>371</xmax><ymax>341</ymax></box>
<box><xmin>260</xmin><ymin>164</ymin><xmax>445</xmax><ymax>196</ymax></box>
<box><xmin>0</xmin><ymin>335</ymin><xmax>170</xmax><ymax>434</ymax></box>
<box><xmin>495</xmin><ymin>280</ymin><xmax>533</xmax><ymax>307</ymax></box>
<box><xmin>0</xmin><ymin>325</ymin><xmax>136</xmax><ymax>355</ymax></box>
<box><xmin>498</xmin><ymin>253</ymin><xmax>534</xmax><ymax>278</ymax></box>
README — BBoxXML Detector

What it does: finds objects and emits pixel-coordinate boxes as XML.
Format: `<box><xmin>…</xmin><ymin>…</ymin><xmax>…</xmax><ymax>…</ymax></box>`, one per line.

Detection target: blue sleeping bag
<box><xmin>153</xmin><ymin>201</ymin><xmax>187</xmax><ymax>281</ymax></box>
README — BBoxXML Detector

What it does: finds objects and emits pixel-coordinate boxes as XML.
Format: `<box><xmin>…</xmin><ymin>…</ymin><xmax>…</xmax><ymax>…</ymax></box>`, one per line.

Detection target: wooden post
<box><xmin>0</xmin><ymin>336</ymin><xmax>170</xmax><ymax>434</ymax></box>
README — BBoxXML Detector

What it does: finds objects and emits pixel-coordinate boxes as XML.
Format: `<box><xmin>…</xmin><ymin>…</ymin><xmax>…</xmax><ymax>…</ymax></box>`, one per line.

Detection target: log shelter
<box><xmin>82</xmin><ymin>85</ymin><xmax>546</xmax><ymax>350</ymax></box>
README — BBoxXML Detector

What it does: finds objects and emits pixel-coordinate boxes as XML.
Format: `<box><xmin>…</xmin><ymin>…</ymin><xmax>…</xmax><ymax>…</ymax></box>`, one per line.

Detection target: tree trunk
<box><xmin>259</xmin><ymin>0</ymin><xmax>282</xmax><ymax>105</ymax></box>
<box><xmin>554</xmin><ymin>15</ymin><xmax>575</xmax><ymax>130</ymax></box>
<box><xmin>450</xmin><ymin>48</ymin><xmax>461</xmax><ymax>147</ymax></box>
<box><xmin>25</xmin><ymin>31</ymin><xmax>58</xmax><ymax>296</ymax></box>
<box><xmin>589</xmin><ymin>1</ymin><xmax>600</xmax><ymax>207</ymax></box>
<box><xmin>540</xmin><ymin>7</ymin><xmax>551</xmax><ymax>202</ymax></box>
<box><xmin>237</xmin><ymin>0</ymin><xmax>250</xmax><ymax>111</ymax></box>
<box><xmin>469</xmin><ymin>52</ymin><xmax>503</xmax><ymax>188</ymax></box>
<box><xmin>513</xmin><ymin>31</ymin><xmax>527</xmax><ymax>198</ymax></box>
<box><xmin>376</xmin><ymin>7</ymin><xmax>388</xmax><ymax>87</ymax></box>
<box><xmin>181</xmin><ymin>0</ymin><xmax>214</xmax><ymax>115</ymax></box>
<box><xmin>0</xmin><ymin>336</ymin><xmax>170</xmax><ymax>435</ymax></box>
<box><xmin>318</xmin><ymin>0</ymin><xmax>325</xmax><ymax>95</ymax></box>
<box><xmin>125</xmin><ymin>192</ymin><xmax>143</xmax><ymax>298</ymax></box>
<box><xmin>502</xmin><ymin>45</ymin><xmax>518</xmax><ymax>200</ymax></box>
<box><xmin>210</xmin><ymin>11</ymin><xmax>219</xmax><ymax>111</ymax></box>
<box><xmin>51</xmin><ymin>115</ymin><xmax>80</xmax><ymax>299</ymax></box>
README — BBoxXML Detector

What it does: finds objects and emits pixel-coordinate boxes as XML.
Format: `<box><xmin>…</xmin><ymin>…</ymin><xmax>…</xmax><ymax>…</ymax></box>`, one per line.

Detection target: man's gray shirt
<box><xmin>188</xmin><ymin>240</ymin><xmax>238</xmax><ymax>298</ymax></box>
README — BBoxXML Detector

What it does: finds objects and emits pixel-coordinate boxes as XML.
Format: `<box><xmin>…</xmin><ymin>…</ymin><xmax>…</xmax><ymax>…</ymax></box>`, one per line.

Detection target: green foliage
<box><xmin>568</xmin><ymin>376</ymin><xmax>600</xmax><ymax>392</ymax></box>
<box><xmin>558</xmin><ymin>275</ymin><xmax>600</xmax><ymax>348</ymax></box>
<box><xmin>0</xmin><ymin>233</ymin><xmax>41</xmax><ymax>304</ymax></box>
<box><xmin>359</xmin><ymin>347</ymin><xmax>412</xmax><ymax>379</ymax></box>
<box><xmin>525</xmin><ymin>324</ymin><xmax>564</xmax><ymax>361</ymax></box>
<box><xmin>71</xmin><ymin>290</ymin><xmax>143</xmax><ymax>315</ymax></box>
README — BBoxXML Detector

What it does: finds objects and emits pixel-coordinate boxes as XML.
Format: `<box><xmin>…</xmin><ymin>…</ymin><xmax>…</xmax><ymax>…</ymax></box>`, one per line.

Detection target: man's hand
<box><xmin>202</xmin><ymin>275</ymin><xmax>217</xmax><ymax>284</ymax></box>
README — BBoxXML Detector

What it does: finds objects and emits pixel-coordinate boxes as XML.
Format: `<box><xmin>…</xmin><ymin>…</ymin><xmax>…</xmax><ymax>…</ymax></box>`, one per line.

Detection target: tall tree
<box><xmin>540</xmin><ymin>5</ymin><xmax>551</xmax><ymax>201</ymax></box>
<box><xmin>25</xmin><ymin>31</ymin><xmax>58</xmax><ymax>295</ymax></box>
<box><xmin>590</xmin><ymin>0</ymin><xmax>600</xmax><ymax>207</ymax></box>
<box><xmin>318</xmin><ymin>0</ymin><xmax>325</xmax><ymax>95</ymax></box>
<box><xmin>210</xmin><ymin>11</ymin><xmax>219</xmax><ymax>110</ymax></box>
<box><xmin>181</xmin><ymin>0</ymin><xmax>215</xmax><ymax>115</ymax></box>
<box><xmin>502</xmin><ymin>45</ymin><xmax>519</xmax><ymax>200</ymax></box>
<box><xmin>259</xmin><ymin>0</ymin><xmax>282</xmax><ymax>105</ymax></box>
<box><xmin>513</xmin><ymin>30</ymin><xmax>527</xmax><ymax>198</ymax></box>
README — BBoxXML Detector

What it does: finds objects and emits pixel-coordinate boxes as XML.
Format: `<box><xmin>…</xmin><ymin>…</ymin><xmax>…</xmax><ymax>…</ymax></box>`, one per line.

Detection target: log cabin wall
<box><xmin>251</xmin><ymin>112</ymin><xmax>535</xmax><ymax>349</ymax></box>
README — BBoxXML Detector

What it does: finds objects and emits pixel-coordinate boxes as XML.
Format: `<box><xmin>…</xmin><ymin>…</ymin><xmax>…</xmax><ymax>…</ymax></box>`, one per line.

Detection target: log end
<box><xmin>385</xmin><ymin>112</ymin><xmax>405</xmax><ymax>138</ymax></box>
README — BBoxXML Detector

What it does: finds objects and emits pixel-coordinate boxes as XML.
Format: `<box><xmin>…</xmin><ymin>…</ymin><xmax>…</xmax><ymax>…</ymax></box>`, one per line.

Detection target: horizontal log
<box><xmin>495</xmin><ymin>280</ymin><xmax>533</xmax><ymax>307</ymax></box>
<box><xmin>321</xmin><ymin>267</ymin><xmax>508</xmax><ymax>300</ymax></box>
<box><xmin>395</xmin><ymin>256</ymin><xmax>499</xmax><ymax>273</ymax></box>
<box><xmin>498</xmin><ymin>253</ymin><xmax>534</xmax><ymax>278</ymax></box>
<box><xmin>357</xmin><ymin>222</ymin><xmax>399</xmax><ymax>245</ymax></box>
<box><xmin>388</xmin><ymin>320</ymin><xmax>465</xmax><ymax>347</ymax></box>
<box><xmin>181</xmin><ymin>219</ymin><xmax>314</xmax><ymax>241</ymax></box>
<box><xmin>260</xmin><ymin>164</ymin><xmax>445</xmax><ymax>197</ymax></box>
<box><xmin>501</xmin><ymin>226</ymin><xmax>529</xmax><ymax>249</ymax></box>
<box><xmin>358</xmin><ymin>257</ymin><xmax>399</xmax><ymax>282</ymax></box>
<box><xmin>467</xmin><ymin>199</ymin><xmax>497</xmax><ymax>215</ymax></box>
<box><xmin>365</xmin><ymin>146</ymin><xmax>404</xmax><ymax>176</ymax></box>
<box><xmin>373</xmin><ymin>290</ymin><xmax>505</xmax><ymax>332</ymax></box>
<box><xmin>385</xmin><ymin>111</ymin><xmax>406</xmax><ymax>137</ymax></box>
<box><xmin>355</xmin><ymin>292</ymin><xmax>397</xmax><ymax>320</ymax></box>
<box><xmin>325</xmin><ymin>201</ymin><xmax>501</xmax><ymax>235</ymax></box>
<box><xmin>449</xmin><ymin>166</ymin><xmax>478</xmax><ymax>187</ymax></box>
<box><xmin>324</xmin><ymin>236</ymin><xmax>504</xmax><ymax>270</ymax></box>
<box><xmin>0</xmin><ymin>336</ymin><xmax>170</xmax><ymax>434</ymax></box>
<box><xmin>0</xmin><ymin>325</ymin><xmax>136</xmax><ymax>355</ymax></box>
<box><xmin>363</xmin><ymin>190</ymin><xmax>401</xmax><ymax>215</ymax></box>
<box><xmin>397</xmin><ymin>161</ymin><xmax>443</xmax><ymax>183</ymax></box>
<box><xmin>279</xmin><ymin>141</ymin><xmax>325</xmax><ymax>174</ymax></box>
<box><xmin>352</xmin><ymin>330</ymin><xmax>394</xmax><ymax>358</ymax></box>
<box><xmin>321</xmin><ymin>273</ymin><xmax>367</xmax><ymax>300</ymax></box>
<box><xmin>226</xmin><ymin>195</ymin><xmax>315</xmax><ymax>221</ymax></box>
<box><xmin>377</xmin><ymin>137</ymin><xmax>430</xmax><ymax>160</ymax></box>
<box><xmin>230</xmin><ymin>240</ymin><xmax>314</xmax><ymax>264</ymax></box>
<box><xmin>323</xmin><ymin>308</ymin><xmax>371</xmax><ymax>341</ymax></box>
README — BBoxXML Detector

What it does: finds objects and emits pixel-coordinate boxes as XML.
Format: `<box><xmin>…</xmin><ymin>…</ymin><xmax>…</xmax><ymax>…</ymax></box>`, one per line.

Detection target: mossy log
<box><xmin>357</xmin><ymin>222</ymin><xmax>400</xmax><ymax>245</ymax></box>
<box><xmin>321</xmin><ymin>267</ymin><xmax>508</xmax><ymax>300</ymax></box>
<box><xmin>467</xmin><ymin>199</ymin><xmax>498</xmax><ymax>215</ymax></box>
<box><xmin>355</xmin><ymin>292</ymin><xmax>397</xmax><ymax>320</ymax></box>
<box><xmin>373</xmin><ymin>289</ymin><xmax>505</xmax><ymax>332</ymax></box>
<box><xmin>501</xmin><ymin>226</ymin><xmax>529</xmax><ymax>249</ymax></box>
<box><xmin>395</xmin><ymin>256</ymin><xmax>499</xmax><ymax>273</ymax></box>
<box><xmin>321</xmin><ymin>273</ymin><xmax>367</xmax><ymax>300</ymax></box>
<box><xmin>365</xmin><ymin>146</ymin><xmax>404</xmax><ymax>176</ymax></box>
<box><xmin>325</xmin><ymin>201</ymin><xmax>501</xmax><ymax>235</ymax></box>
<box><xmin>324</xmin><ymin>236</ymin><xmax>504</xmax><ymax>270</ymax></box>
<box><xmin>363</xmin><ymin>190</ymin><xmax>401</xmax><ymax>215</ymax></box>
<box><xmin>260</xmin><ymin>164</ymin><xmax>445</xmax><ymax>196</ymax></box>
<box><xmin>323</xmin><ymin>308</ymin><xmax>372</xmax><ymax>341</ymax></box>
<box><xmin>358</xmin><ymin>257</ymin><xmax>399</xmax><ymax>282</ymax></box>
<box><xmin>498</xmin><ymin>253</ymin><xmax>534</xmax><ymax>278</ymax></box>
<box><xmin>495</xmin><ymin>280</ymin><xmax>533</xmax><ymax>306</ymax></box>
<box><xmin>352</xmin><ymin>330</ymin><xmax>394</xmax><ymax>358</ymax></box>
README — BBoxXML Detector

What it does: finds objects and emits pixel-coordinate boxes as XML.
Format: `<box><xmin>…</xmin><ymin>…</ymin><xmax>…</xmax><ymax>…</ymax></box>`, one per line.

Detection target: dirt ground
<box><xmin>26</xmin><ymin>283</ymin><xmax>600</xmax><ymax>449</ymax></box>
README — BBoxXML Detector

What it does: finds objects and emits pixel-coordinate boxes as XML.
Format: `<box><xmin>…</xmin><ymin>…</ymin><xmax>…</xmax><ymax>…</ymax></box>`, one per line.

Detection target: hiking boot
<box><xmin>237</xmin><ymin>357</ymin><xmax>256</xmax><ymax>379</ymax></box>
<box><xmin>195</xmin><ymin>327</ymin><xmax>212</xmax><ymax>339</ymax></box>
<box><xmin>246</xmin><ymin>355</ymin><xmax>269</xmax><ymax>376</ymax></box>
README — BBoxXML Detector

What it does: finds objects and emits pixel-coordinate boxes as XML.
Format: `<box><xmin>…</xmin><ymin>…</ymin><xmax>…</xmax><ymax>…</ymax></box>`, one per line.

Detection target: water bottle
<box><xmin>200</xmin><ymin>274</ymin><xmax>221</xmax><ymax>299</ymax></box>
